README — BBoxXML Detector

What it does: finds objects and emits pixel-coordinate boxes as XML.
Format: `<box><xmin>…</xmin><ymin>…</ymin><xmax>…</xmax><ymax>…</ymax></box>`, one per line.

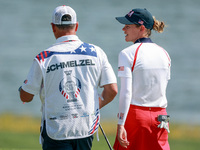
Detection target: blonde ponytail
<box><xmin>152</xmin><ymin>16</ymin><xmax>165</xmax><ymax>33</ymax></box>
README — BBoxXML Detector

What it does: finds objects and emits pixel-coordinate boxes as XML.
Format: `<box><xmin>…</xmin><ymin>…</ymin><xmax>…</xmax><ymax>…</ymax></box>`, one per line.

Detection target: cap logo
<box><xmin>127</xmin><ymin>10</ymin><xmax>134</xmax><ymax>17</ymax></box>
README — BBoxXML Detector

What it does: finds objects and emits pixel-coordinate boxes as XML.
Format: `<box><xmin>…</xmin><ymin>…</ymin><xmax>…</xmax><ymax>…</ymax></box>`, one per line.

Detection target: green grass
<box><xmin>0</xmin><ymin>114</ymin><xmax>200</xmax><ymax>150</ymax></box>
<box><xmin>168</xmin><ymin>138</ymin><xmax>200</xmax><ymax>150</ymax></box>
<box><xmin>0</xmin><ymin>132</ymin><xmax>200</xmax><ymax>150</ymax></box>
<box><xmin>0</xmin><ymin>131</ymin><xmax>40</xmax><ymax>150</ymax></box>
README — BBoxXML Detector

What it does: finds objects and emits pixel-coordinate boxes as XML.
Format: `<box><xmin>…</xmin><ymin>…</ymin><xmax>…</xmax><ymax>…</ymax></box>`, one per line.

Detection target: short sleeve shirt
<box><xmin>22</xmin><ymin>35</ymin><xmax>117</xmax><ymax>140</ymax></box>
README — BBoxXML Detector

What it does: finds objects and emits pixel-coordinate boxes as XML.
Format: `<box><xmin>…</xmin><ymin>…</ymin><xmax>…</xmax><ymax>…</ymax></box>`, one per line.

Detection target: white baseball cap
<box><xmin>52</xmin><ymin>5</ymin><xmax>77</xmax><ymax>25</ymax></box>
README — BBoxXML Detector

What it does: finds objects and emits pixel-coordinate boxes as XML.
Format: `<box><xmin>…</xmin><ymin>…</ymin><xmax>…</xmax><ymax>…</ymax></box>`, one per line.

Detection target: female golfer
<box><xmin>113</xmin><ymin>8</ymin><xmax>171</xmax><ymax>150</ymax></box>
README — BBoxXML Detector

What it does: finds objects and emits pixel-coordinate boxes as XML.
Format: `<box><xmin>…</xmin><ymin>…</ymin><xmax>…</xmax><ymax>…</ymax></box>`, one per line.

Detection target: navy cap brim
<box><xmin>116</xmin><ymin>16</ymin><xmax>135</xmax><ymax>25</ymax></box>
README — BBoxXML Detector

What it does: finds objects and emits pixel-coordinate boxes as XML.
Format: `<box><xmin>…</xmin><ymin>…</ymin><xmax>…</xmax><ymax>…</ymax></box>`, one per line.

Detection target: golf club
<box><xmin>99</xmin><ymin>124</ymin><xmax>113</xmax><ymax>150</ymax></box>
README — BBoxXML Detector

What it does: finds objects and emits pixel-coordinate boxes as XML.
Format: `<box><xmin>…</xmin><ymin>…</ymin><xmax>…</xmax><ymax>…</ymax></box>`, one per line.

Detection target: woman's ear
<box><xmin>140</xmin><ymin>25</ymin><xmax>146</xmax><ymax>31</ymax></box>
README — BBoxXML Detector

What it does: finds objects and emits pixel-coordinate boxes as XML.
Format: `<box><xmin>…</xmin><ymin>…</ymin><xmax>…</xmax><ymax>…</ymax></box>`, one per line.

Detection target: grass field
<box><xmin>0</xmin><ymin>114</ymin><xmax>200</xmax><ymax>150</ymax></box>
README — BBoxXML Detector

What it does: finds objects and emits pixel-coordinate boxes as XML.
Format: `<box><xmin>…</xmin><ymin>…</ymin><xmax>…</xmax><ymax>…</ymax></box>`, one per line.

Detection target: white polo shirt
<box><xmin>22</xmin><ymin>35</ymin><xmax>117</xmax><ymax>140</ymax></box>
<box><xmin>118</xmin><ymin>38</ymin><xmax>171</xmax><ymax>124</ymax></box>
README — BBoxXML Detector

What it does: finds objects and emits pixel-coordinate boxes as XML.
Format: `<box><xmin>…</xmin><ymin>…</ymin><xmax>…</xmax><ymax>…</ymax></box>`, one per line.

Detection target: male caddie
<box><xmin>19</xmin><ymin>5</ymin><xmax>117</xmax><ymax>150</ymax></box>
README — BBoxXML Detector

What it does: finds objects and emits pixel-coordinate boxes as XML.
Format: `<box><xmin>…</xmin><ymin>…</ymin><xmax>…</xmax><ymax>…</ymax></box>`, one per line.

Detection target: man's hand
<box><xmin>19</xmin><ymin>87</ymin><xmax>34</xmax><ymax>103</ymax></box>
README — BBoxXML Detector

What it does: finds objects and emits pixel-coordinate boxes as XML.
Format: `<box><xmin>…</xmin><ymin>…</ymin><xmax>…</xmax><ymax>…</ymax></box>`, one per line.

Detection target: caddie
<box><xmin>19</xmin><ymin>5</ymin><xmax>117</xmax><ymax>150</ymax></box>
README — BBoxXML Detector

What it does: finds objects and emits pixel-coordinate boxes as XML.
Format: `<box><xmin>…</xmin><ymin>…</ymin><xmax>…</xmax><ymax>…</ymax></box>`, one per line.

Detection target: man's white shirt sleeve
<box><xmin>22</xmin><ymin>59</ymin><xmax>43</xmax><ymax>95</ymax></box>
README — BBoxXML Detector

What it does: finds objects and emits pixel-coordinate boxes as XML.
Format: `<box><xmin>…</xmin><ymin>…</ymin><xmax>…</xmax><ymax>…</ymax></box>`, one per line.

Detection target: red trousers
<box><xmin>113</xmin><ymin>105</ymin><xmax>170</xmax><ymax>150</ymax></box>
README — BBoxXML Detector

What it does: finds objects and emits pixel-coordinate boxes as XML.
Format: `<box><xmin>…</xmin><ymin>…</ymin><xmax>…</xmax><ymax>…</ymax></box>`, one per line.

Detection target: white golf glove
<box><xmin>157</xmin><ymin>115</ymin><xmax>170</xmax><ymax>133</ymax></box>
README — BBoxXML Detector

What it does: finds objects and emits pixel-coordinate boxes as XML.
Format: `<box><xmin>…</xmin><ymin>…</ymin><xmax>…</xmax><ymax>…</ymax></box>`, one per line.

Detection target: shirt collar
<box><xmin>135</xmin><ymin>38</ymin><xmax>153</xmax><ymax>44</ymax></box>
<box><xmin>56</xmin><ymin>35</ymin><xmax>80</xmax><ymax>43</ymax></box>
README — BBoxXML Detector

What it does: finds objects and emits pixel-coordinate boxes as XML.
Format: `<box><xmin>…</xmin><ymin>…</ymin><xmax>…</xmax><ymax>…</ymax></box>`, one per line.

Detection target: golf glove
<box><xmin>157</xmin><ymin>115</ymin><xmax>170</xmax><ymax>133</ymax></box>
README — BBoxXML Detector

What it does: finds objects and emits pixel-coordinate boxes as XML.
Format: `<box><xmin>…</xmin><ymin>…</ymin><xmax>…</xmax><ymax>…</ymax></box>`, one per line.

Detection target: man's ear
<box><xmin>75</xmin><ymin>22</ymin><xmax>79</xmax><ymax>32</ymax></box>
<box><xmin>51</xmin><ymin>23</ymin><xmax>56</xmax><ymax>33</ymax></box>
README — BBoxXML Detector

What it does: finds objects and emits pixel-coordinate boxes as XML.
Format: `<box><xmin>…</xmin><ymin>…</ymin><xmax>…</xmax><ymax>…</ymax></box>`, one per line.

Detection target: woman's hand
<box><xmin>117</xmin><ymin>124</ymin><xmax>129</xmax><ymax>148</ymax></box>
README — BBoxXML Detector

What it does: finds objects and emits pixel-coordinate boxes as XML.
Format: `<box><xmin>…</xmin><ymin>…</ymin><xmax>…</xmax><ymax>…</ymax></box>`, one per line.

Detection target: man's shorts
<box><xmin>41</xmin><ymin>122</ymin><xmax>94</xmax><ymax>150</ymax></box>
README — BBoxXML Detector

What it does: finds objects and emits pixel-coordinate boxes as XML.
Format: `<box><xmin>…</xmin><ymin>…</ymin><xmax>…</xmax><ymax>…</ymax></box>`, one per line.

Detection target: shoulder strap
<box><xmin>131</xmin><ymin>43</ymin><xmax>142</xmax><ymax>72</ymax></box>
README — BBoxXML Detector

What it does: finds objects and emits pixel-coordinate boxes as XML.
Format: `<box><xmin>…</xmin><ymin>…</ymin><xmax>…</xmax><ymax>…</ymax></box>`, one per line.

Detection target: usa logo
<box><xmin>138</xmin><ymin>19</ymin><xmax>144</xmax><ymax>25</ymax></box>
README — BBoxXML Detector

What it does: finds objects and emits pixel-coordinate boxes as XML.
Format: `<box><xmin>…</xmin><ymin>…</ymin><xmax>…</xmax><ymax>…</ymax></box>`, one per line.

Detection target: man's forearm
<box><xmin>99</xmin><ymin>83</ymin><xmax>118</xmax><ymax>109</ymax></box>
